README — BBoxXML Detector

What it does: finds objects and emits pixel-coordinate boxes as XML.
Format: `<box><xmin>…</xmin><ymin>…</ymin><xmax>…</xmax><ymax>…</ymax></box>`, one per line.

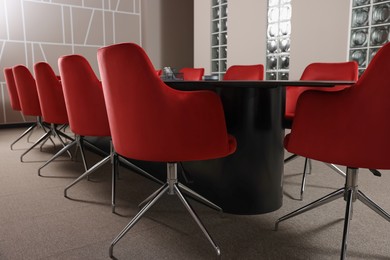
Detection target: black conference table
<box><xmin>92</xmin><ymin>80</ymin><xmax>355</xmax><ymax>215</ymax></box>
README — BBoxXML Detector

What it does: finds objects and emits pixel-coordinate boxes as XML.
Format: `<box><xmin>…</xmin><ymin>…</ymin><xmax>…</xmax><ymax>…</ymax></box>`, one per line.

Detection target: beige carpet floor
<box><xmin>0</xmin><ymin>127</ymin><xmax>389</xmax><ymax>260</ymax></box>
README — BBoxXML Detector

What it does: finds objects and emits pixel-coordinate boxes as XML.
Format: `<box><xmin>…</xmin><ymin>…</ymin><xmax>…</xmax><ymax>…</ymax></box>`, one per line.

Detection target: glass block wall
<box><xmin>350</xmin><ymin>0</ymin><xmax>390</xmax><ymax>75</ymax></box>
<box><xmin>266</xmin><ymin>0</ymin><xmax>292</xmax><ymax>80</ymax></box>
<box><xmin>211</xmin><ymin>0</ymin><xmax>228</xmax><ymax>79</ymax></box>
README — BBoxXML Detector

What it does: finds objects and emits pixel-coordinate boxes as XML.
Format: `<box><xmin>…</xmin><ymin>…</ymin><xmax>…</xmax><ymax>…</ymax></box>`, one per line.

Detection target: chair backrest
<box><xmin>12</xmin><ymin>65</ymin><xmax>42</xmax><ymax>117</ymax></box>
<box><xmin>3</xmin><ymin>68</ymin><xmax>21</xmax><ymax>111</ymax></box>
<box><xmin>179</xmin><ymin>67</ymin><xmax>205</xmax><ymax>81</ymax></box>
<box><xmin>34</xmin><ymin>62</ymin><xmax>68</xmax><ymax>125</ymax></box>
<box><xmin>155</xmin><ymin>69</ymin><xmax>162</xmax><ymax>76</ymax></box>
<box><xmin>286</xmin><ymin>42</ymin><xmax>390</xmax><ymax>169</ymax></box>
<box><xmin>98</xmin><ymin>42</ymin><xmax>235</xmax><ymax>162</ymax></box>
<box><xmin>285</xmin><ymin>62</ymin><xmax>358</xmax><ymax>120</ymax></box>
<box><xmin>58</xmin><ymin>55</ymin><xmax>110</xmax><ymax>137</ymax></box>
<box><xmin>223</xmin><ymin>65</ymin><xmax>264</xmax><ymax>80</ymax></box>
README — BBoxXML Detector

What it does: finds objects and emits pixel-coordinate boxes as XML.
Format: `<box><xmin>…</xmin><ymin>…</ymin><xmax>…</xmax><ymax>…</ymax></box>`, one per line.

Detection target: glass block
<box><xmin>222</xmin><ymin>60</ymin><xmax>227</xmax><ymax>72</ymax></box>
<box><xmin>267</xmin><ymin>56</ymin><xmax>278</xmax><ymax>70</ymax></box>
<box><xmin>212</xmin><ymin>61</ymin><xmax>219</xmax><ymax>72</ymax></box>
<box><xmin>221</xmin><ymin>0</ymin><xmax>227</xmax><ymax>4</ymax></box>
<box><xmin>212</xmin><ymin>7</ymin><xmax>220</xmax><ymax>20</ymax></box>
<box><xmin>370</xmin><ymin>26</ymin><xmax>389</xmax><ymax>46</ymax></box>
<box><xmin>373</xmin><ymin>0</ymin><xmax>388</xmax><ymax>3</ymax></box>
<box><xmin>281</xmin><ymin>0</ymin><xmax>291</xmax><ymax>4</ymax></box>
<box><xmin>280</xmin><ymin>4</ymin><xmax>291</xmax><ymax>21</ymax></box>
<box><xmin>279</xmin><ymin>38</ymin><xmax>290</xmax><ymax>52</ymax></box>
<box><xmin>221</xmin><ymin>5</ymin><xmax>228</xmax><ymax>18</ymax></box>
<box><xmin>212</xmin><ymin>21</ymin><xmax>220</xmax><ymax>32</ymax></box>
<box><xmin>369</xmin><ymin>47</ymin><xmax>380</xmax><ymax>62</ymax></box>
<box><xmin>266</xmin><ymin>72</ymin><xmax>277</xmax><ymax>80</ymax></box>
<box><xmin>353</xmin><ymin>0</ymin><xmax>370</xmax><ymax>7</ymax></box>
<box><xmin>267</xmin><ymin>40</ymin><xmax>278</xmax><ymax>54</ymax></box>
<box><xmin>279</xmin><ymin>55</ymin><xmax>289</xmax><ymax>69</ymax></box>
<box><xmin>212</xmin><ymin>47</ymin><xmax>219</xmax><ymax>59</ymax></box>
<box><xmin>279</xmin><ymin>22</ymin><xmax>291</xmax><ymax>36</ymax></box>
<box><xmin>221</xmin><ymin>33</ymin><xmax>228</xmax><ymax>45</ymax></box>
<box><xmin>212</xmin><ymin>34</ymin><xmax>219</xmax><ymax>46</ymax></box>
<box><xmin>350</xmin><ymin>49</ymin><xmax>367</xmax><ymax>67</ymax></box>
<box><xmin>268</xmin><ymin>0</ymin><xmax>279</xmax><ymax>7</ymax></box>
<box><xmin>351</xmin><ymin>29</ymin><xmax>368</xmax><ymax>47</ymax></box>
<box><xmin>278</xmin><ymin>72</ymin><xmax>289</xmax><ymax>80</ymax></box>
<box><xmin>352</xmin><ymin>7</ymin><xmax>370</xmax><ymax>27</ymax></box>
<box><xmin>221</xmin><ymin>18</ymin><xmax>228</xmax><ymax>31</ymax></box>
<box><xmin>212</xmin><ymin>0</ymin><xmax>220</xmax><ymax>6</ymax></box>
<box><xmin>358</xmin><ymin>69</ymin><xmax>365</xmax><ymax>77</ymax></box>
<box><xmin>268</xmin><ymin>7</ymin><xmax>279</xmax><ymax>23</ymax></box>
<box><xmin>220</xmin><ymin>46</ymin><xmax>227</xmax><ymax>58</ymax></box>
<box><xmin>268</xmin><ymin>23</ymin><xmax>279</xmax><ymax>37</ymax></box>
<box><xmin>372</xmin><ymin>3</ymin><xmax>390</xmax><ymax>25</ymax></box>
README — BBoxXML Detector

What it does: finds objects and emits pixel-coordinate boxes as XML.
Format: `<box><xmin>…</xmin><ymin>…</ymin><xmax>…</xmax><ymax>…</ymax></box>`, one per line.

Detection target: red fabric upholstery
<box><xmin>155</xmin><ymin>69</ymin><xmax>162</xmax><ymax>76</ymax></box>
<box><xmin>285</xmin><ymin>62</ymin><xmax>358</xmax><ymax>121</ymax></box>
<box><xmin>3</xmin><ymin>68</ymin><xmax>21</xmax><ymax>111</ymax></box>
<box><xmin>285</xmin><ymin>42</ymin><xmax>390</xmax><ymax>169</ymax></box>
<box><xmin>223</xmin><ymin>65</ymin><xmax>264</xmax><ymax>80</ymax></box>
<box><xmin>58</xmin><ymin>55</ymin><xmax>110</xmax><ymax>137</ymax></box>
<box><xmin>34</xmin><ymin>62</ymin><xmax>68</xmax><ymax>125</ymax></box>
<box><xmin>97</xmin><ymin>42</ymin><xmax>236</xmax><ymax>162</ymax></box>
<box><xmin>179</xmin><ymin>67</ymin><xmax>205</xmax><ymax>81</ymax></box>
<box><xmin>12</xmin><ymin>65</ymin><xmax>42</xmax><ymax>117</ymax></box>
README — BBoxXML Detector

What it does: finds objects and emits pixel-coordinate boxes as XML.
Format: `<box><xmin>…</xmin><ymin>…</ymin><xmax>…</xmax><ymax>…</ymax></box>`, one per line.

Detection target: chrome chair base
<box><xmin>64</xmin><ymin>140</ymin><xmax>165</xmax><ymax>214</ymax></box>
<box><xmin>112</xmin><ymin>155</ymin><xmax>164</xmax><ymax>213</ymax></box>
<box><xmin>10</xmin><ymin>116</ymin><xmax>49</xmax><ymax>150</ymax></box>
<box><xmin>38</xmin><ymin>135</ymin><xmax>89</xmax><ymax>176</ymax></box>
<box><xmin>20</xmin><ymin>123</ymin><xmax>73</xmax><ymax>162</ymax></box>
<box><xmin>137</xmin><ymin>181</ymin><xmax>223</xmax><ymax>214</ymax></box>
<box><xmin>275</xmin><ymin>167</ymin><xmax>390</xmax><ymax>260</ymax></box>
<box><xmin>10</xmin><ymin>123</ymin><xmax>37</xmax><ymax>150</ymax></box>
<box><xmin>109</xmin><ymin>162</ymin><xmax>221</xmax><ymax>259</ymax></box>
<box><xmin>284</xmin><ymin>154</ymin><xmax>346</xmax><ymax>200</ymax></box>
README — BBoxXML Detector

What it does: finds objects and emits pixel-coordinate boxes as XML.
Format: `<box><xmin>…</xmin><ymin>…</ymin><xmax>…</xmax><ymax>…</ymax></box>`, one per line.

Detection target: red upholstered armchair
<box><xmin>3</xmin><ymin>68</ymin><xmax>30</xmax><ymax>149</ymax></box>
<box><xmin>223</xmin><ymin>64</ymin><xmax>264</xmax><ymax>80</ymax></box>
<box><xmin>275</xmin><ymin>42</ymin><xmax>390</xmax><ymax>259</ymax></box>
<box><xmin>12</xmin><ymin>65</ymin><xmax>56</xmax><ymax>161</ymax></box>
<box><xmin>284</xmin><ymin>62</ymin><xmax>358</xmax><ymax>200</ymax></box>
<box><xmin>179</xmin><ymin>67</ymin><xmax>205</xmax><ymax>80</ymax></box>
<box><xmin>32</xmin><ymin>62</ymin><xmax>73</xmax><ymax>166</ymax></box>
<box><xmin>98</xmin><ymin>42</ymin><xmax>236</xmax><ymax>258</ymax></box>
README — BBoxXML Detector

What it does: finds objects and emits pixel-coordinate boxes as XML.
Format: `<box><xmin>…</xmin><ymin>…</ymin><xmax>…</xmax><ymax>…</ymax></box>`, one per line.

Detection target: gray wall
<box><xmin>142</xmin><ymin>0</ymin><xmax>194</xmax><ymax>70</ymax></box>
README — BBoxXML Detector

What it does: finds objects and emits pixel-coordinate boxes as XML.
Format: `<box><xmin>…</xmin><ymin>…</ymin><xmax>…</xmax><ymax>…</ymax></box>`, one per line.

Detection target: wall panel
<box><xmin>0</xmin><ymin>0</ymin><xmax>141</xmax><ymax>124</ymax></box>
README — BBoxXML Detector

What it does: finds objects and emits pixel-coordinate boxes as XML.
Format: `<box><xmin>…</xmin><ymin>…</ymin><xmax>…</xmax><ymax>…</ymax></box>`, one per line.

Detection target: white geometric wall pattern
<box><xmin>0</xmin><ymin>0</ymin><xmax>141</xmax><ymax>124</ymax></box>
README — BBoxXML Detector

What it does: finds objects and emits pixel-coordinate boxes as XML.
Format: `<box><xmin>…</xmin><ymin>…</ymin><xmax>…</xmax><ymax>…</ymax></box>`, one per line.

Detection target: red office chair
<box><xmin>98</xmin><ymin>42</ymin><xmax>236</xmax><ymax>258</ymax></box>
<box><xmin>37</xmin><ymin>55</ymin><xmax>111</xmax><ymax>178</ymax></box>
<box><xmin>223</xmin><ymin>64</ymin><xmax>264</xmax><ymax>80</ymax></box>
<box><xmin>57</xmin><ymin>55</ymin><xmax>161</xmax><ymax>206</ymax></box>
<box><xmin>284</xmin><ymin>62</ymin><xmax>359</xmax><ymax>200</ymax></box>
<box><xmin>3</xmin><ymin>68</ymin><xmax>33</xmax><ymax>149</ymax></box>
<box><xmin>179</xmin><ymin>67</ymin><xmax>205</xmax><ymax>80</ymax></box>
<box><xmin>12</xmin><ymin>65</ymin><xmax>56</xmax><ymax>161</ymax></box>
<box><xmin>155</xmin><ymin>69</ymin><xmax>162</xmax><ymax>76</ymax></box>
<box><xmin>32</xmin><ymin>62</ymin><xmax>73</xmax><ymax>163</ymax></box>
<box><xmin>275</xmin><ymin>42</ymin><xmax>390</xmax><ymax>259</ymax></box>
